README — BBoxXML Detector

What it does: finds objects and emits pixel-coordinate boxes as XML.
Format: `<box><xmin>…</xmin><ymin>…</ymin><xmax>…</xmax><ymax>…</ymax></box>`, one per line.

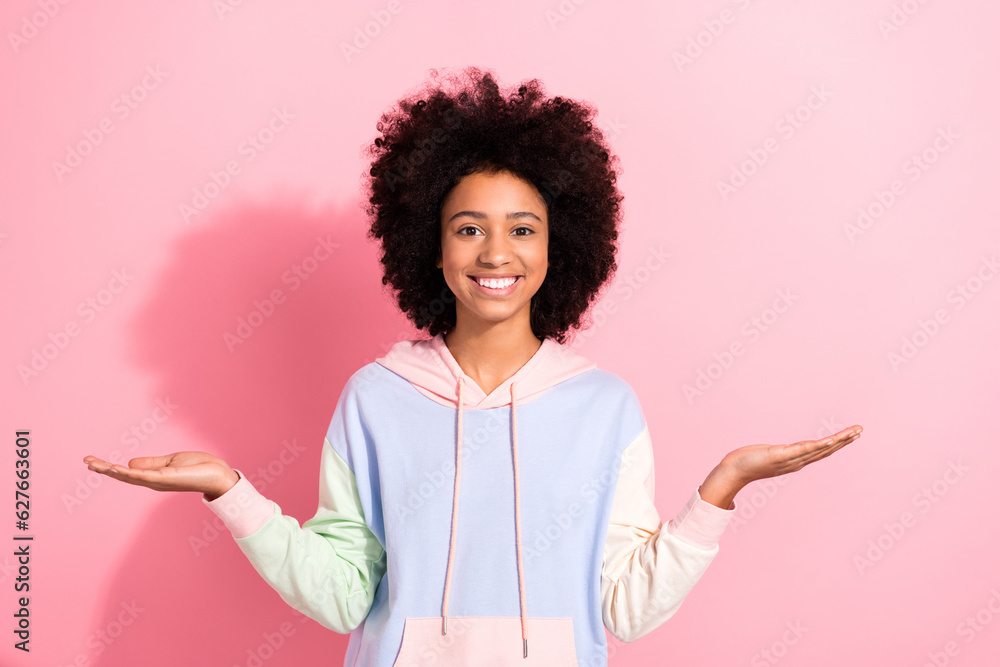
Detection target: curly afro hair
<box><xmin>363</xmin><ymin>66</ymin><xmax>623</xmax><ymax>344</ymax></box>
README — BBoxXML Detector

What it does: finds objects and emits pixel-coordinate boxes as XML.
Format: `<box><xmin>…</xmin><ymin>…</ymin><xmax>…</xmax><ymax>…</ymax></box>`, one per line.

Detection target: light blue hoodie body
<box><xmin>204</xmin><ymin>333</ymin><xmax>735</xmax><ymax>666</ymax></box>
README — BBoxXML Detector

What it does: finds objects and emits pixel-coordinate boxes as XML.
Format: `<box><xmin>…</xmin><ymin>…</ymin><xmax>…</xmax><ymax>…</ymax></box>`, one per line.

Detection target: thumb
<box><xmin>126</xmin><ymin>455</ymin><xmax>175</xmax><ymax>470</ymax></box>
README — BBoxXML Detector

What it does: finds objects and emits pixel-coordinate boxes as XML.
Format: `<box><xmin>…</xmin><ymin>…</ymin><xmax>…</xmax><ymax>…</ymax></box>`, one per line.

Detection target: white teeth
<box><xmin>477</xmin><ymin>277</ymin><xmax>517</xmax><ymax>289</ymax></box>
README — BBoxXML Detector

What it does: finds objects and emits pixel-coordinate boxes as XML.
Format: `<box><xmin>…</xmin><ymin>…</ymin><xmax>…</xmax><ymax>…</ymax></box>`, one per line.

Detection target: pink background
<box><xmin>3</xmin><ymin>1</ymin><xmax>999</xmax><ymax>665</ymax></box>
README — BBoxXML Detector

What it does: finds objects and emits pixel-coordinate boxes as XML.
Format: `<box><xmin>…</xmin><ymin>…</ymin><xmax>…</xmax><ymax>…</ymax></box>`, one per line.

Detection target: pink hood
<box><xmin>374</xmin><ymin>332</ymin><xmax>596</xmax><ymax>409</ymax></box>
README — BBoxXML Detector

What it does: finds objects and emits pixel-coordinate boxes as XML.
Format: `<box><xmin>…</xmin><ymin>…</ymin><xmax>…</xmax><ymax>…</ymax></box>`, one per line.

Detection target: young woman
<box><xmin>84</xmin><ymin>67</ymin><xmax>862</xmax><ymax>666</ymax></box>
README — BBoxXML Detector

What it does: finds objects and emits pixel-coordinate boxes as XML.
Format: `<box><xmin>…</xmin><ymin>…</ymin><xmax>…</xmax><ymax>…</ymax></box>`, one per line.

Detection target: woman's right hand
<box><xmin>83</xmin><ymin>452</ymin><xmax>240</xmax><ymax>500</ymax></box>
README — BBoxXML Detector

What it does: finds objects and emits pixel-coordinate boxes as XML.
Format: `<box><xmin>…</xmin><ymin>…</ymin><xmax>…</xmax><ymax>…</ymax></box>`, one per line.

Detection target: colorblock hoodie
<box><xmin>204</xmin><ymin>333</ymin><xmax>736</xmax><ymax>666</ymax></box>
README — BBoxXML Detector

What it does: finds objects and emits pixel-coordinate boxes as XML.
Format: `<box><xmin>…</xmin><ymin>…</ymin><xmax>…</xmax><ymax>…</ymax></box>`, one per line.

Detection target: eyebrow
<box><xmin>446</xmin><ymin>211</ymin><xmax>543</xmax><ymax>224</ymax></box>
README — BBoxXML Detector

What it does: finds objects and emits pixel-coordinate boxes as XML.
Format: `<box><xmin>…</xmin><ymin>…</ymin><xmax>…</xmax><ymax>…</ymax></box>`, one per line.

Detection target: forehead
<box><xmin>441</xmin><ymin>170</ymin><xmax>547</xmax><ymax>214</ymax></box>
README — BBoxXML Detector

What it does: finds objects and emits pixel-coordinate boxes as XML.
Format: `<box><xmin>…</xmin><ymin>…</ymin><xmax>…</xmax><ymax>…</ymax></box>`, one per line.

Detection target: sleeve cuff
<box><xmin>665</xmin><ymin>488</ymin><xmax>736</xmax><ymax>550</ymax></box>
<box><xmin>201</xmin><ymin>469</ymin><xmax>277</xmax><ymax>538</ymax></box>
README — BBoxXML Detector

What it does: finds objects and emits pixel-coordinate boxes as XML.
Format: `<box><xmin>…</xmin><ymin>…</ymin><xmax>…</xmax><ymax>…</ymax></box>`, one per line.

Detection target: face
<box><xmin>437</xmin><ymin>170</ymin><xmax>549</xmax><ymax>336</ymax></box>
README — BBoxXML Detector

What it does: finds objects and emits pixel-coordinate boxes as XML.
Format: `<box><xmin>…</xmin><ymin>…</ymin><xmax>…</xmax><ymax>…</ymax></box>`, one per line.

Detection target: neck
<box><xmin>443</xmin><ymin>313</ymin><xmax>542</xmax><ymax>392</ymax></box>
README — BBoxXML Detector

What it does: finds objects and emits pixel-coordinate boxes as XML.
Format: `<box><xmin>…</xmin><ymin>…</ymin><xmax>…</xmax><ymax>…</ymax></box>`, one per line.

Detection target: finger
<box><xmin>827</xmin><ymin>428</ymin><xmax>863</xmax><ymax>452</ymax></box>
<box><xmin>86</xmin><ymin>455</ymin><xmax>158</xmax><ymax>475</ymax></box>
<box><xmin>775</xmin><ymin>439</ymin><xmax>832</xmax><ymax>463</ymax></box>
<box><xmin>98</xmin><ymin>466</ymin><xmax>160</xmax><ymax>488</ymax></box>
<box><xmin>813</xmin><ymin>428</ymin><xmax>862</xmax><ymax>451</ymax></box>
<box><xmin>793</xmin><ymin>429</ymin><xmax>864</xmax><ymax>467</ymax></box>
<box><xmin>88</xmin><ymin>461</ymin><xmax>168</xmax><ymax>489</ymax></box>
<box><xmin>85</xmin><ymin>457</ymin><xmax>116</xmax><ymax>474</ymax></box>
<box><xmin>126</xmin><ymin>455</ymin><xmax>176</xmax><ymax>470</ymax></box>
<box><xmin>86</xmin><ymin>454</ymin><xmax>176</xmax><ymax>476</ymax></box>
<box><xmin>832</xmin><ymin>426</ymin><xmax>863</xmax><ymax>442</ymax></box>
<box><xmin>793</xmin><ymin>427</ymin><xmax>863</xmax><ymax>453</ymax></box>
<box><xmin>774</xmin><ymin>429</ymin><xmax>862</xmax><ymax>467</ymax></box>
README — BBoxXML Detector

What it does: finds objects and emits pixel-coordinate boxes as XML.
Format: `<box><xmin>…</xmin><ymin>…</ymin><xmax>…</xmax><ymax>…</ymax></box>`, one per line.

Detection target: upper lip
<box><xmin>469</xmin><ymin>274</ymin><xmax>520</xmax><ymax>279</ymax></box>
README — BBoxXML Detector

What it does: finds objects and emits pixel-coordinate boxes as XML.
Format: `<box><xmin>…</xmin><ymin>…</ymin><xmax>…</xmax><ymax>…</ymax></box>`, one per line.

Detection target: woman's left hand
<box><xmin>723</xmin><ymin>425</ymin><xmax>863</xmax><ymax>484</ymax></box>
<box><xmin>699</xmin><ymin>425</ymin><xmax>864</xmax><ymax>509</ymax></box>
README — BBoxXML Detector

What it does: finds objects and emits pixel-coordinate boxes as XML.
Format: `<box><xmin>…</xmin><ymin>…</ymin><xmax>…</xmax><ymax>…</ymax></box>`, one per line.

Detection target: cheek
<box><xmin>437</xmin><ymin>242</ymin><xmax>458</xmax><ymax>274</ymax></box>
<box><xmin>530</xmin><ymin>245</ymin><xmax>548</xmax><ymax>275</ymax></box>
<box><xmin>438</xmin><ymin>248</ymin><xmax>468</xmax><ymax>290</ymax></box>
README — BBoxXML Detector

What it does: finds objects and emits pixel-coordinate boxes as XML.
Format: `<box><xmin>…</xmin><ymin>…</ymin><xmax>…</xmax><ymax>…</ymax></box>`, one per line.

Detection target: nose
<box><xmin>478</xmin><ymin>231</ymin><xmax>512</xmax><ymax>267</ymax></box>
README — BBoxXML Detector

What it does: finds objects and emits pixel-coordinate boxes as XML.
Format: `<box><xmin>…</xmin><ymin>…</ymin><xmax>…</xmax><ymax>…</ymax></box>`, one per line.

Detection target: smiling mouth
<box><xmin>469</xmin><ymin>275</ymin><xmax>520</xmax><ymax>289</ymax></box>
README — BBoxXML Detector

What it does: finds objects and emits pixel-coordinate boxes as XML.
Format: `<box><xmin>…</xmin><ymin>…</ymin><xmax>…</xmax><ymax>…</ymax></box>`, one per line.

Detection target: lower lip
<box><xmin>470</xmin><ymin>276</ymin><xmax>520</xmax><ymax>296</ymax></box>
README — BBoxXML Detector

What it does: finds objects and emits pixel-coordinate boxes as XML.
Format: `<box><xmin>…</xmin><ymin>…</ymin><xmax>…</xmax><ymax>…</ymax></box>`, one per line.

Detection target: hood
<box><xmin>375</xmin><ymin>332</ymin><xmax>596</xmax><ymax>657</ymax></box>
<box><xmin>375</xmin><ymin>332</ymin><xmax>596</xmax><ymax>410</ymax></box>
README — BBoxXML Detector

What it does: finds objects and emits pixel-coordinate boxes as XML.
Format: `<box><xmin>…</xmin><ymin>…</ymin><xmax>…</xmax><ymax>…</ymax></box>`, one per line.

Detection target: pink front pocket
<box><xmin>392</xmin><ymin>616</ymin><xmax>579</xmax><ymax>666</ymax></box>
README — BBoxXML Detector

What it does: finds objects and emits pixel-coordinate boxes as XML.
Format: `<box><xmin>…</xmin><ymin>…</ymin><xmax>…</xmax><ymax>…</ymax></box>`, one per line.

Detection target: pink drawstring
<box><xmin>511</xmin><ymin>381</ymin><xmax>528</xmax><ymax>658</ymax></box>
<box><xmin>441</xmin><ymin>376</ymin><xmax>464</xmax><ymax>635</ymax></box>
<box><xmin>440</xmin><ymin>377</ymin><xmax>529</xmax><ymax>659</ymax></box>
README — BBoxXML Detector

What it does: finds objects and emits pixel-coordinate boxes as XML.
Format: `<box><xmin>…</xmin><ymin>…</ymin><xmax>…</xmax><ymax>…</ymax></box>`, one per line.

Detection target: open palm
<box><xmin>83</xmin><ymin>451</ymin><xmax>239</xmax><ymax>500</ymax></box>
<box><xmin>722</xmin><ymin>426</ymin><xmax>863</xmax><ymax>485</ymax></box>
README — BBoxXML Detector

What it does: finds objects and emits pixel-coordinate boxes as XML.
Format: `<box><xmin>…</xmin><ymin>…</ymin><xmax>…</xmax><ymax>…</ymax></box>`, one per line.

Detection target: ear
<box><xmin>435</xmin><ymin>247</ymin><xmax>442</xmax><ymax>269</ymax></box>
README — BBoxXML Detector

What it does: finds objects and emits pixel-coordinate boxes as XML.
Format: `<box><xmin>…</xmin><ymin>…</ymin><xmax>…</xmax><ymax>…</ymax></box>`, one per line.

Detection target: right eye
<box><xmin>458</xmin><ymin>226</ymin><xmax>482</xmax><ymax>236</ymax></box>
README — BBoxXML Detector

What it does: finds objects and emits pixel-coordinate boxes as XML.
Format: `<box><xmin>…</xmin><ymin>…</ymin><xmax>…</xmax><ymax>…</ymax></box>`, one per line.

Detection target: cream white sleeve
<box><xmin>601</xmin><ymin>424</ymin><xmax>735</xmax><ymax>643</ymax></box>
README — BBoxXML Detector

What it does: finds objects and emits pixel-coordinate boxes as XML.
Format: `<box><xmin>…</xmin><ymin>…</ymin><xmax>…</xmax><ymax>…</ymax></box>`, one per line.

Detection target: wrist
<box><xmin>204</xmin><ymin>468</ymin><xmax>240</xmax><ymax>502</ymax></box>
<box><xmin>699</xmin><ymin>463</ymin><xmax>746</xmax><ymax>510</ymax></box>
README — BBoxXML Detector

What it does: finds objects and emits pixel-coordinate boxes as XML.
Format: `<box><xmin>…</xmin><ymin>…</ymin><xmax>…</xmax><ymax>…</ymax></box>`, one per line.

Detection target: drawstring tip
<box><xmin>442</xmin><ymin>616</ymin><xmax>447</xmax><ymax>635</ymax></box>
<box><xmin>523</xmin><ymin>637</ymin><xmax>528</xmax><ymax>658</ymax></box>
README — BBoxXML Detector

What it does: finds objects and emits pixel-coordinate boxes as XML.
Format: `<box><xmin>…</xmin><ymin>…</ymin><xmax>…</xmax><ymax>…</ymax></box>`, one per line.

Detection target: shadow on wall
<box><xmin>89</xmin><ymin>196</ymin><xmax>412</xmax><ymax>666</ymax></box>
